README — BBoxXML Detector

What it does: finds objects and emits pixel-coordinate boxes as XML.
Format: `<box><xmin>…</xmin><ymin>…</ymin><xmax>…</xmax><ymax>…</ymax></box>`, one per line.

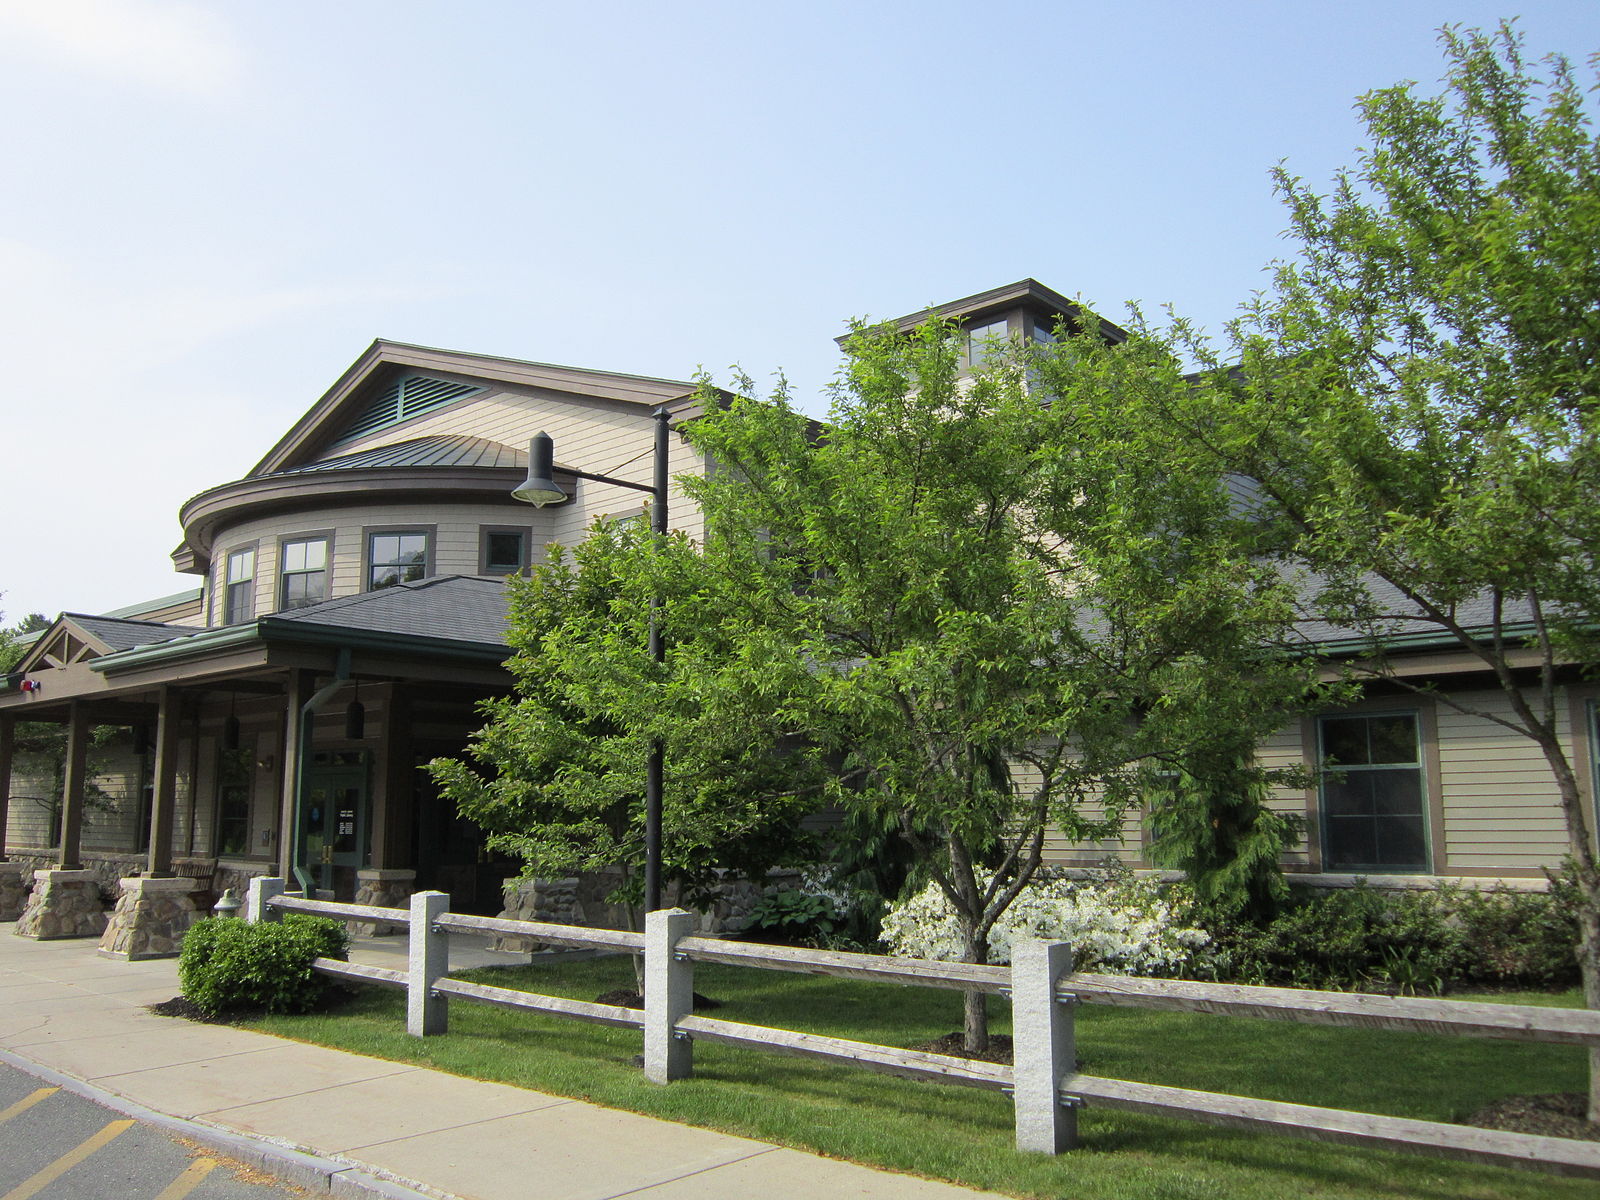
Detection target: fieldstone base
<box><xmin>13</xmin><ymin>870</ymin><xmax>109</xmax><ymax>940</ymax></box>
<box><xmin>349</xmin><ymin>868</ymin><xmax>416</xmax><ymax>936</ymax></box>
<box><xmin>98</xmin><ymin>876</ymin><xmax>203</xmax><ymax>960</ymax></box>
<box><xmin>0</xmin><ymin>862</ymin><xmax>29</xmax><ymax>921</ymax></box>
<box><xmin>493</xmin><ymin>877</ymin><xmax>583</xmax><ymax>951</ymax></box>
<box><xmin>492</xmin><ymin>870</ymin><xmax>801</xmax><ymax>950</ymax></box>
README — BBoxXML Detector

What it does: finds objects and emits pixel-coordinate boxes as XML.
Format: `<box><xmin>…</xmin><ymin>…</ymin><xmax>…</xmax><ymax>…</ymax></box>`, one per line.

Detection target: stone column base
<box><xmin>493</xmin><ymin>877</ymin><xmax>582</xmax><ymax>951</ymax></box>
<box><xmin>98</xmin><ymin>876</ymin><xmax>203</xmax><ymax>960</ymax></box>
<box><xmin>0</xmin><ymin>862</ymin><xmax>29</xmax><ymax>922</ymax></box>
<box><xmin>13</xmin><ymin>870</ymin><xmax>108</xmax><ymax>940</ymax></box>
<box><xmin>350</xmin><ymin>868</ymin><xmax>416</xmax><ymax>936</ymax></box>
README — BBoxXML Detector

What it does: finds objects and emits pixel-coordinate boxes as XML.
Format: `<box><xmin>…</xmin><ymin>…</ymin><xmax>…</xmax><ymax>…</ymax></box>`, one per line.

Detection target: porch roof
<box><xmin>0</xmin><ymin>576</ymin><xmax>515</xmax><ymax>720</ymax></box>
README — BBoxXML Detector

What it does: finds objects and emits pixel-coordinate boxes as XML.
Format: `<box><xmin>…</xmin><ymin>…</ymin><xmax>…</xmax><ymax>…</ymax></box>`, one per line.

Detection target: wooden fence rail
<box><xmin>246</xmin><ymin>878</ymin><xmax>1600</xmax><ymax>1178</ymax></box>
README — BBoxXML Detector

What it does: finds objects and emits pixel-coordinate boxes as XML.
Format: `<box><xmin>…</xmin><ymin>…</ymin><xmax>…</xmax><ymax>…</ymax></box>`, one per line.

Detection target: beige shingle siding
<box><xmin>329</xmin><ymin>386</ymin><xmax>707</xmax><ymax>542</ymax></box>
<box><xmin>1031</xmin><ymin>684</ymin><xmax>1593</xmax><ymax>880</ymax></box>
<box><xmin>210</xmin><ymin>501</ymin><xmax>547</xmax><ymax>623</ymax></box>
<box><xmin>1258</xmin><ymin>722</ymin><xmax>1314</xmax><ymax>868</ymax></box>
<box><xmin>1435</xmin><ymin>687</ymin><xmax>1576</xmax><ymax>872</ymax></box>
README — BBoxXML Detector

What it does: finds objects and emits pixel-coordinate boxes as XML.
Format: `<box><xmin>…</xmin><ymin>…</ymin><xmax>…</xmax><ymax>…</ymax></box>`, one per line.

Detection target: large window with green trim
<box><xmin>280</xmin><ymin>537</ymin><xmax>329</xmax><ymax>610</ymax></box>
<box><xmin>224</xmin><ymin>547</ymin><xmax>255</xmax><ymax>625</ymax></box>
<box><xmin>1318</xmin><ymin>711</ymin><xmax>1429</xmax><ymax>871</ymax></box>
<box><xmin>368</xmin><ymin>530</ymin><xmax>430</xmax><ymax>590</ymax></box>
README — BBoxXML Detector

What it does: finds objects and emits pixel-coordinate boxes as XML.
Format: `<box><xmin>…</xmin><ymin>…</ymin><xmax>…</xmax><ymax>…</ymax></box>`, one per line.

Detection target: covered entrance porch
<box><xmin>0</xmin><ymin>578</ymin><xmax>519</xmax><ymax>955</ymax></box>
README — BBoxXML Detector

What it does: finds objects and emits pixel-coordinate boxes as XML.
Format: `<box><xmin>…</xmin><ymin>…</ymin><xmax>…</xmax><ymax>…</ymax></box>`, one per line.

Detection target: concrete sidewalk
<box><xmin>0</xmin><ymin>928</ymin><xmax>1003</xmax><ymax>1200</ymax></box>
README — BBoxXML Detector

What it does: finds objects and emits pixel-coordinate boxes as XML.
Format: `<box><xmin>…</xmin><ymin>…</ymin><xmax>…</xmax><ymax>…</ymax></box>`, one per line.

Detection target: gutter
<box><xmin>88</xmin><ymin>620</ymin><xmax>509</xmax><ymax>675</ymax></box>
<box><xmin>1293</xmin><ymin>620</ymin><xmax>1549</xmax><ymax>659</ymax></box>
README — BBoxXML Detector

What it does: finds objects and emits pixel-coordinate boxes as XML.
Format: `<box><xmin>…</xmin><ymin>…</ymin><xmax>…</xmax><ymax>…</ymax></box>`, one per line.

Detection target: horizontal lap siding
<box><xmin>1258</xmin><ymin>723</ymin><xmax>1313</xmax><ymax>867</ymax></box>
<box><xmin>334</xmin><ymin>388</ymin><xmax>707</xmax><ymax>543</ymax></box>
<box><xmin>213</xmin><ymin>501</ymin><xmax>551</xmax><ymax>622</ymax></box>
<box><xmin>1435</xmin><ymin>689</ymin><xmax>1573</xmax><ymax>872</ymax></box>
<box><xmin>208</xmin><ymin>389</ymin><xmax>712</xmax><ymax>624</ymax></box>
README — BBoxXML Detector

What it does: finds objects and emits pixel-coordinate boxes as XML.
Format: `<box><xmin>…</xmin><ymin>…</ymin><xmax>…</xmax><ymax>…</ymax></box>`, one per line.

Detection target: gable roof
<box><xmin>252</xmin><ymin>340</ymin><xmax>697</xmax><ymax>478</ymax></box>
<box><xmin>13</xmin><ymin>613</ymin><xmax>205</xmax><ymax>675</ymax></box>
<box><xmin>842</xmin><ymin>279</ymin><xmax>1130</xmax><ymax>345</ymax></box>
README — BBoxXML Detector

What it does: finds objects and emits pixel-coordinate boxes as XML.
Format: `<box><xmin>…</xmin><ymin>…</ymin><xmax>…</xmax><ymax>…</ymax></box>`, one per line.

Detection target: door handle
<box><xmin>321</xmin><ymin>844</ymin><xmax>333</xmax><ymax>864</ymax></box>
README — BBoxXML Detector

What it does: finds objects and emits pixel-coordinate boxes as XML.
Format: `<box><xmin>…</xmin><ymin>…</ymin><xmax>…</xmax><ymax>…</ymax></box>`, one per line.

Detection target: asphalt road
<box><xmin>0</xmin><ymin>1061</ymin><xmax>309</xmax><ymax>1200</ymax></box>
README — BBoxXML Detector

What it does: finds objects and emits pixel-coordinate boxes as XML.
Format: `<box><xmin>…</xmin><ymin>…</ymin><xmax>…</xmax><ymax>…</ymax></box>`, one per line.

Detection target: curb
<box><xmin>0</xmin><ymin>1047</ymin><xmax>456</xmax><ymax>1199</ymax></box>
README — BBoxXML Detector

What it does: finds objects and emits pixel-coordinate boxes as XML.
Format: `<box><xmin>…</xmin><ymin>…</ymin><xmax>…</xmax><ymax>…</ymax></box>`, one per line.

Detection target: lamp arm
<box><xmin>560</xmin><ymin>469</ymin><xmax>659</xmax><ymax>496</ymax></box>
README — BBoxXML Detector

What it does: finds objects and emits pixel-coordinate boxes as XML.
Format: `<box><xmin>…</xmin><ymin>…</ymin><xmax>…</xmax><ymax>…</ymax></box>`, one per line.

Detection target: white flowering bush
<box><xmin>879</xmin><ymin>870</ymin><xmax>1209</xmax><ymax>975</ymax></box>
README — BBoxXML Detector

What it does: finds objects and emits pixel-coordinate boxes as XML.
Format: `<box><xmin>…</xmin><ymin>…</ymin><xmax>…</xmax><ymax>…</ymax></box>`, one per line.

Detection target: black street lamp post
<box><xmin>513</xmin><ymin>406</ymin><xmax>671</xmax><ymax>914</ymax></box>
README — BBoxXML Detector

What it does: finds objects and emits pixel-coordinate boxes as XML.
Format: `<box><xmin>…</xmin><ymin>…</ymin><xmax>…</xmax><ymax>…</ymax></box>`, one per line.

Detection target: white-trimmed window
<box><xmin>1318</xmin><ymin>711</ymin><xmax>1429</xmax><ymax>871</ymax></box>
<box><xmin>281</xmin><ymin>537</ymin><xmax>329</xmax><ymax>610</ymax></box>
<box><xmin>224</xmin><ymin>547</ymin><xmax>255</xmax><ymax>625</ymax></box>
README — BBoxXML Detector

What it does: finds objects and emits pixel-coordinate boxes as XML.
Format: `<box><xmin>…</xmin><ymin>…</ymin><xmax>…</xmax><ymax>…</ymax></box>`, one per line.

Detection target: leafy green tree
<box><xmin>684</xmin><ymin>319</ymin><xmax>1324</xmax><ymax>1050</ymax></box>
<box><xmin>1131</xmin><ymin>24</ymin><xmax>1600</xmax><ymax>1116</ymax></box>
<box><xmin>428</xmin><ymin>521</ymin><xmax>828</xmax><ymax>941</ymax></box>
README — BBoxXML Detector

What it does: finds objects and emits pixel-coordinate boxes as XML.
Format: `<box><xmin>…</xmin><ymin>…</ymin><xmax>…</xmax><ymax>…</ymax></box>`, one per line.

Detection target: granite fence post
<box><xmin>644</xmin><ymin>908</ymin><xmax>694</xmax><ymax>1083</ymax></box>
<box><xmin>1012</xmin><ymin>939</ymin><xmax>1077</xmax><ymax>1154</ymax></box>
<box><xmin>247</xmin><ymin>877</ymin><xmax>287</xmax><ymax>924</ymax></box>
<box><xmin>408</xmin><ymin>890</ymin><xmax>450</xmax><ymax>1037</ymax></box>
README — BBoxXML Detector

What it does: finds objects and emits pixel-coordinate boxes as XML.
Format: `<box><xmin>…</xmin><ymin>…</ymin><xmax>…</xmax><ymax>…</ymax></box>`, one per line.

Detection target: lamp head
<box><xmin>513</xmin><ymin>432</ymin><xmax>567</xmax><ymax>507</ymax></box>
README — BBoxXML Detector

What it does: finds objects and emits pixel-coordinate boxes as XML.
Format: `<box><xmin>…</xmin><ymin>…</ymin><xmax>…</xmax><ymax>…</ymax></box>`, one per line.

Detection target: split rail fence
<box><xmin>245</xmin><ymin>877</ymin><xmax>1600</xmax><ymax>1178</ymax></box>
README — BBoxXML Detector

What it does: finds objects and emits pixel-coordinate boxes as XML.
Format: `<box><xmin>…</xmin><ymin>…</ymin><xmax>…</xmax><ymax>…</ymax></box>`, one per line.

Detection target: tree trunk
<box><xmin>1531</xmin><ymin>729</ymin><xmax>1600</xmax><ymax>1123</ymax></box>
<box><xmin>961</xmin><ymin>931</ymin><xmax>991</xmax><ymax>1054</ymax></box>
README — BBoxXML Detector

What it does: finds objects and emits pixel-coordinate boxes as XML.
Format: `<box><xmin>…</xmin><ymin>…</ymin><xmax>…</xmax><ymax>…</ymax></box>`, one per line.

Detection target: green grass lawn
<box><xmin>247</xmin><ymin>954</ymin><xmax>1593</xmax><ymax>1200</ymax></box>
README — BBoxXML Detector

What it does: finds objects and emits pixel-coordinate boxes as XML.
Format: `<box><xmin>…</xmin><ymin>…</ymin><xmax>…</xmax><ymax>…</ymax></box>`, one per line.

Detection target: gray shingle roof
<box><xmin>267</xmin><ymin>435</ymin><xmax>525</xmax><ymax>478</ymax></box>
<box><xmin>268</xmin><ymin>575</ymin><xmax>511</xmax><ymax>646</ymax></box>
<box><xmin>63</xmin><ymin>614</ymin><xmax>208</xmax><ymax>653</ymax></box>
<box><xmin>1286</xmin><ymin>572</ymin><xmax>1537</xmax><ymax>650</ymax></box>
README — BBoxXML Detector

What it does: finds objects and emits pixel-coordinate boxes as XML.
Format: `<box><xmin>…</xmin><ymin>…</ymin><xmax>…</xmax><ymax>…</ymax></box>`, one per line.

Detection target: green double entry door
<box><xmin>301</xmin><ymin>750</ymin><xmax>368</xmax><ymax>898</ymax></box>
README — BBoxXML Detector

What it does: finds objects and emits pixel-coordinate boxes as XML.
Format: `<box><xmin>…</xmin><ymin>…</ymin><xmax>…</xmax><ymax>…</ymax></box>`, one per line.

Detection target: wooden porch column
<box><xmin>145</xmin><ymin>686</ymin><xmax>182</xmax><ymax>877</ymax></box>
<box><xmin>0</xmin><ymin>717</ymin><xmax>13</xmax><ymax>860</ymax></box>
<box><xmin>371</xmin><ymin>683</ymin><xmax>414</xmax><ymax>869</ymax></box>
<box><xmin>58</xmin><ymin>701</ymin><xmax>90</xmax><ymax>870</ymax></box>
<box><xmin>277</xmin><ymin>670</ymin><xmax>312</xmax><ymax>880</ymax></box>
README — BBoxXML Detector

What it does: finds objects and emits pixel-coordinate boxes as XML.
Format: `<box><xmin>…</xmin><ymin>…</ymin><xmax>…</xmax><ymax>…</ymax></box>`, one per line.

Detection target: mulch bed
<box><xmin>147</xmin><ymin>996</ymin><xmax>249</xmax><ymax>1024</ymax></box>
<box><xmin>147</xmin><ymin>989</ymin><xmax>357</xmax><ymax>1025</ymax></box>
<box><xmin>1464</xmin><ymin>1093</ymin><xmax>1600</xmax><ymax>1142</ymax></box>
<box><xmin>594</xmin><ymin>989</ymin><xmax>722</xmax><ymax>1010</ymax></box>
<box><xmin>911</xmin><ymin>1032</ymin><xmax>1015</xmax><ymax>1065</ymax></box>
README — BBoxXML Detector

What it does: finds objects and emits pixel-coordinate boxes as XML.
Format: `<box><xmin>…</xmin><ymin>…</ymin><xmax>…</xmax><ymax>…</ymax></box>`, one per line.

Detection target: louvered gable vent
<box><xmin>336</xmin><ymin>374</ymin><xmax>483</xmax><ymax>444</ymax></box>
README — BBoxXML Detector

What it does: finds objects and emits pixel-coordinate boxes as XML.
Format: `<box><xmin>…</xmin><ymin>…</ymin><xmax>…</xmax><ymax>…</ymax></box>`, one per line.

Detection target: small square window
<box><xmin>483</xmin><ymin>530</ymin><xmax>527</xmax><ymax>576</ymax></box>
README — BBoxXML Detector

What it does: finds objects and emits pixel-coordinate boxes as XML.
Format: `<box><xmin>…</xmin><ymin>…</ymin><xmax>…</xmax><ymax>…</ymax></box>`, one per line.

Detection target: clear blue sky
<box><xmin>2</xmin><ymin>1</ymin><xmax>1597</xmax><ymax>620</ymax></box>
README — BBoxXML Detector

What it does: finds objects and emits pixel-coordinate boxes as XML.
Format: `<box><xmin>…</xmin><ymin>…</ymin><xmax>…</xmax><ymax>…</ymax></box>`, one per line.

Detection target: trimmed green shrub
<box><xmin>178</xmin><ymin>914</ymin><xmax>349</xmax><ymax>1015</ymax></box>
<box><xmin>1450</xmin><ymin>882</ymin><xmax>1579</xmax><ymax>988</ymax></box>
<box><xmin>1201</xmin><ymin>881</ymin><xmax>1579</xmax><ymax>993</ymax></box>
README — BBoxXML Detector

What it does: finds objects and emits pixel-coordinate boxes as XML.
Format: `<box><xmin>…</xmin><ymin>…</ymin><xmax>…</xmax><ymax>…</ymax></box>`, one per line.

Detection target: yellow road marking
<box><xmin>0</xmin><ymin>1117</ymin><xmax>134</xmax><ymax>1200</ymax></box>
<box><xmin>153</xmin><ymin>1157</ymin><xmax>218</xmax><ymax>1200</ymax></box>
<box><xmin>0</xmin><ymin>1088</ymin><xmax>57</xmax><ymax>1126</ymax></box>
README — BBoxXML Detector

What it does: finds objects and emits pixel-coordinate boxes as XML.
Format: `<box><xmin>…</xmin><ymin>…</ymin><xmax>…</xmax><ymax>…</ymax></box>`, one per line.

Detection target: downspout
<box><xmin>288</xmin><ymin>647</ymin><xmax>352</xmax><ymax>895</ymax></box>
